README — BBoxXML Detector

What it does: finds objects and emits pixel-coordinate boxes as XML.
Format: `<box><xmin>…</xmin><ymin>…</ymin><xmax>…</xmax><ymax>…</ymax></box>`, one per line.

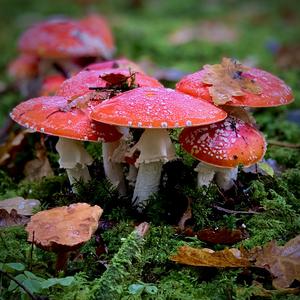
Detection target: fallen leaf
<box><xmin>0</xmin><ymin>130</ymin><xmax>29</xmax><ymax>167</ymax></box>
<box><xmin>0</xmin><ymin>208</ymin><xmax>29</xmax><ymax>227</ymax></box>
<box><xmin>243</xmin><ymin>159</ymin><xmax>282</xmax><ymax>176</ymax></box>
<box><xmin>169</xmin><ymin>21</ymin><xmax>238</xmax><ymax>45</ymax></box>
<box><xmin>197</xmin><ymin>227</ymin><xmax>248</xmax><ymax>245</ymax></box>
<box><xmin>23</xmin><ymin>142</ymin><xmax>54</xmax><ymax>181</ymax></box>
<box><xmin>170</xmin><ymin>245</ymin><xmax>250</xmax><ymax>267</ymax></box>
<box><xmin>202</xmin><ymin>57</ymin><xmax>262</xmax><ymax>105</ymax></box>
<box><xmin>248</xmin><ymin>281</ymin><xmax>300</xmax><ymax>297</ymax></box>
<box><xmin>0</xmin><ymin>197</ymin><xmax>40</xmax><ymax>215</ymax></box>
<box><xmin>253</xmin><ymin>235</ymin><xmax>300</xmax><ymax>289</ymax></box>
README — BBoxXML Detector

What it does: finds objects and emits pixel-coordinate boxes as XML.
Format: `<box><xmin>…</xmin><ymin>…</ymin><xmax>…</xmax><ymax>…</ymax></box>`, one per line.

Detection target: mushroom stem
<box><xmin>102</xmin><ymin>141</ymin><xmax>127</xmax><ymax>196</ymax></box>
<box><xmin>195</xmin><ymin>162</ymin><xmax>237</xmax><ymax>191</ymax></box>
<box><xmin>132</xmin><ymin>161</ymin><xmax>163</xmax><ymax>211</ymax></box>
<box><xmin>127</xmin><ymin>165</ymin><xmax>138</xmax><ymax>187</ymax></box>
<box><xmin>56</xmin><ymin>137</ymin><xmax>93</xmax><ymax>192</ymax></box>
<box><xmin>55</xmin><ymin>251</ymin><xmax>69</xmax><ymax>273</ymax></box>
<box><xmin>130</xmin><ymin>128</ymin><xmax>177</xmax><ymax>211</ymax></box>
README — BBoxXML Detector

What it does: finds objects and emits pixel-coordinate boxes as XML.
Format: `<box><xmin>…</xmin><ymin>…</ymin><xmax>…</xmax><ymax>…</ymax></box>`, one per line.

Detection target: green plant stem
<box><xmin>0</xmin><ymin>269</ymin><xmax>38</xmax><ymax>300</ymax></box>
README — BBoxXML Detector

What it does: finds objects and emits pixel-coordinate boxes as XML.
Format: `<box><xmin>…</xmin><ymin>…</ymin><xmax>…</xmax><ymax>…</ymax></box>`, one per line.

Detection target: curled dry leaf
<box><xmin>0</xmin><ymin>208</ymin><xmax>29</xmax><ymax>227</ymax></box>
<box><xmin>170</xmin><ymin>245</ymin><xmax>250</xmax><ymax>267</ymax></box>
<box><xmin>202</xmin><ymin>57</ymin><xmax>262</xmax><ymax>105</ymax></box>
<box><xmin>24</xmin><ymin>142</ymin><xmax>54</xmax><ymax>181</ymax></box>
<box><xmin>253</xmin><ymin>235</ymin><xmax>300</xmax><ymax>289</ymax></box>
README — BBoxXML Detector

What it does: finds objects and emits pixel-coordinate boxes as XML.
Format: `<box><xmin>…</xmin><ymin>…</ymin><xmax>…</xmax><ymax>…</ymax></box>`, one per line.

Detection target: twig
<box><xmin>268</xmin><ymin>140</ymin><xmax>300</xmax><ymax>149</ymax></box>
<box><xmin>29</xmin><ymin>231</ymin><xmax>35</xmax><ymax>271</ymax></box>
<box><xmin>212</xmin><ymin>204</ymin><xmax>260</xmax><ymax>215</ymax></box>
<box><xmin>0</xmin><ymin>269</ymin><xmax>38</xmax><ymax>300</ymax></box>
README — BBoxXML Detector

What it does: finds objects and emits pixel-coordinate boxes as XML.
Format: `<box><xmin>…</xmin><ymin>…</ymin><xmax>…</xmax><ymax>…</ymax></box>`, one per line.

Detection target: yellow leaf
<box><xmin>170</xmin><ymin>245</ymin><xmax>250</xmax><ymax>267</ymax></box>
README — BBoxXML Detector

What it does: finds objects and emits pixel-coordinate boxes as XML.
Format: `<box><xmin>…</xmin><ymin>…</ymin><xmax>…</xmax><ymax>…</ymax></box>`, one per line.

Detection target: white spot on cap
<box><xmin>161</xmin><ymin>122</ymin><xmax>168</xmax><ymax>128</ymax></box>
<box><xmin>128</xmin><ymin>121</ymin><xmax>133</xmax><ymax>126</ymax></box>
<box><xmin>40</xmin><ymin>128</ymin><xmax>45</xmax><ymax>133</ymax></box>
<box><xmin>186</xmin><ymin>120</ymin><xmax>192</xmax><ymax>126</ymax></box>
<box><xmin>137</xmin><ymin>122</ymin><xmax>142</xmax><ymax>127</ymax></box>
<box><xmin>68</xmin><ymin>120</ymin><xmax>72</xmax><ymax>125</ymax></box>
<box><xmin>84</xmin><ymin>136</ymin><xmax>88</xmax><ymax>140</ymax></box>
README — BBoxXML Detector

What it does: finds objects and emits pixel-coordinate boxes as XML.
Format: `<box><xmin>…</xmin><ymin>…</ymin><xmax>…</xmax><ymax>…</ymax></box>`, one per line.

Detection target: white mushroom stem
<box><xmin>102</xmin><ymin>141</ymin><xmax>127</xmax><ymax>196</ymax></box>
<box><xmin>126</xmin><ymin>165</ymin><xmax>138</xmax><ymax>187</ymax></box>
<box><xmin>102</xmin><ymin>126</ymin><xmax>130</xmax><ymax>196</ymax></box>
<box><xmin>129</xmin><ymin>128</ymin><xmax>177</xmax><ymax>211</ymax></box>
<box><xmin>56</xmin><ymin>137</ymin><xmax>93</xmax><ymax>192</ymax></box>
<box><xmin>195</xmin><ymin>162</ymin><xmax>238</xmax><ymax>191</ymax></box>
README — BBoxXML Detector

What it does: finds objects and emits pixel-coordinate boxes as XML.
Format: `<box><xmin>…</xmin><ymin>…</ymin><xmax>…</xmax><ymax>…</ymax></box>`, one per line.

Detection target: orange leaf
<box><xmin>170</xmin><ymin>245</ymin><xmax>250</xmax><ymax>267</ymax></box>
<box><xmin>202</xmin><ymin>57</ymin><xmax>262</xmax><ymax>105</ymax></box>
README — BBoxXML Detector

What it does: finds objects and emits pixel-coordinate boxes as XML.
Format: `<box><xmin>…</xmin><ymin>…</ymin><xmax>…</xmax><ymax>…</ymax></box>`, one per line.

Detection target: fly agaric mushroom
<box><xmin>18</xmin><ymin>14</ymin><xmax>115</xmax><ymax>79</ymax></box>
<box><xmin>56</xmin><ymin>67</ymin><xmax>163</xmax><ymax>195</ymax></box>
<box><xmin>91</xmin><ymin>87</ymin><xmax>227</xmax><ymax>210</ymax></box>
<box><xmin>84</xmin><ymin>58</ymin><xmax>143</xmax><ymax>73</ymax></box>
<box><xmin>10</xmin><ymin>96</ymin><xmax>122</xmax><ymax>191</ymax></box>
<box><xmin>26</xmin><ymin>203</ymin><xmax>102</xmax><ymax>271</ymax></box>
<box><xmin>179</xmin><ymin>116</ymin><xmax>266</xmax><ymax>190</ymax></box>
<box><xmin>40</xmin><ymin>74</ymin><xmax>66</xmax><ymax>96</ymax></box>
<box><xmin>19</xmin><ymin>15</ymin><xmax>115</xmax><ymax>61</ymax></box>
<box><xmin>176</xmin><ymin>57</ymin><xmax>294</xmax><ymax>107</ymax></box>
<box><xmin>8</xmin><ymin>54</ymin><xmax>40</xmax><ymax>97</ymax></box>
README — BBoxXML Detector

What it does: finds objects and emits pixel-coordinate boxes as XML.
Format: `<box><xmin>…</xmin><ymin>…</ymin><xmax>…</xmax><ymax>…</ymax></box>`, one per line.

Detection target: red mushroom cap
<box><xmin>18</xmin><ymin>15</ymin><xmax>114</xmax><ymax>59</ymax></box>
<box><xmin>91</xmin><ymin>87</ymin><xmax>227</xmax><ymax>128</ymax></box>
<box><xmin>40</xmin><ymin>75</ymin><xmax>66</xmax><ymax>96</ymax></box>
<box><xmin>10</xmin><ymin>96</ymin><xmax>122</xmax><ymax>142</ymax></box>
<box><xmin>85</xmin><ymin>58</ymin><xmax>143</xmax><ymax>73</ymax></box>
<box><xmin>179</xmin><ymin>116</ymin><xmax>266</xmax><ymax>168</ymax></box>
<box><xmin>176</xmin><ymin>68</ymin><xmax>293</xmax><ymax>107</ymax></box>
<box><xmin>57</xmin><ymin>68</ymin><xmax>162</xmax><ymax>99</ymax></box>
<box><xmin>8</xmin><ymin>54</ymin><xmax>39</xmax><ymax>79</ymax></box>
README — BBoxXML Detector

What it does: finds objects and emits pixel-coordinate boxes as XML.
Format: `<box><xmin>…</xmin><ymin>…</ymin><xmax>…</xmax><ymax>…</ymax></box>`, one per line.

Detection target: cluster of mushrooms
<box><xmin>9</xmin><ymin>16</ymin><xmax>294</xmax><ymax>214</ymax></box>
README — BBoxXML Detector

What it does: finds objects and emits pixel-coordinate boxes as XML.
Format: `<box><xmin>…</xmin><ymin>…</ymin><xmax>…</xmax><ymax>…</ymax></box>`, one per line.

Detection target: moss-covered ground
<box><xmin>0</xmin><ymin>0</ymin><xmax>300</xmax><ymax>299</ymax></box>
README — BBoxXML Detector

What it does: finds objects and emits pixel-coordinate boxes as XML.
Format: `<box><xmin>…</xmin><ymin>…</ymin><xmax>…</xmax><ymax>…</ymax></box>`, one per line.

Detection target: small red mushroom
<box><xmin>40</xmin><ymin>74</ymin><xmax>65</xmax><ymax>96</ymax></box>
<box><xmin>176</xmin><ymin>59</ymin><xmax>294</xmax><ymax>107</ymax></box>
<box><xmin>91</xmin><ymin>87</ymin><xmax>227</xmax><ymax>210</ymax></box>
<box><xmin>179</xmin><ymin>116</ymin><xmax>267</xmax><ymax>190</ymax></box>
<box><xmin>10</xmin><ymin>96</ymin><xmax>122</xmax><ymax>190</ymax></box>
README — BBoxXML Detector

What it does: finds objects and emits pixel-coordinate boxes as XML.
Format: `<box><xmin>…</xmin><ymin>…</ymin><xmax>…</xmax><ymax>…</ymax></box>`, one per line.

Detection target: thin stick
<box><xmin>213</xmin><ymin>204</ymin><xmax>260</xmax><ymax>215</ymax></box>
<box><xmin>0</xmin><ymin>269</ymin><xmax>38</xmax><ymax>300</ymax></box>
<box><xmin>29</xmin><ymin>231</ymin><xmax>35</xmax><ymax>271</ymax></box>
<box><xmin>268</xmin><ymin>140</ymin><xmax>300</xmax><ymax>149</ymax></box>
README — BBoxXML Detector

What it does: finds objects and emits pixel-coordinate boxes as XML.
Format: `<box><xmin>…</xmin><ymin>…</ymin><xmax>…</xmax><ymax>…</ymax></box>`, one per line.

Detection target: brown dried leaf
<box><xmin>203</xmin><ymin>57</ymin><xmax>262</xmax><ymax>105</ymax></box>
<box><xmin>170</xmin><ymin>245</ymin><xmax>250</xmax><ymax>267</ymax></box>
<box><xmin>24</xmin><ymin>142</ymin><xmax>54</xmax><ymax>181</ymax></box>
<box><xmin>253</xmin><ymin>235</ymin><xmax>300</xmax><ymax>289</ymax></box>
<box><xmin>0</xmin><ymin>130</ymin><xmax>28</xmax><ymax>167</ymax></box>
<box><xmin>0</xmin><ymin>208</ymin><xmax>29</xmax><ymax>227</ymax></box>
<box><xmin>249</xmin><ymin>281</ymin><xmax>300</xmax><ymax>297</ymax></box>
<box><xmin>197</xmin><ymin>227</ymin><xmax>248</xmax><ymax>245</ymax></box>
